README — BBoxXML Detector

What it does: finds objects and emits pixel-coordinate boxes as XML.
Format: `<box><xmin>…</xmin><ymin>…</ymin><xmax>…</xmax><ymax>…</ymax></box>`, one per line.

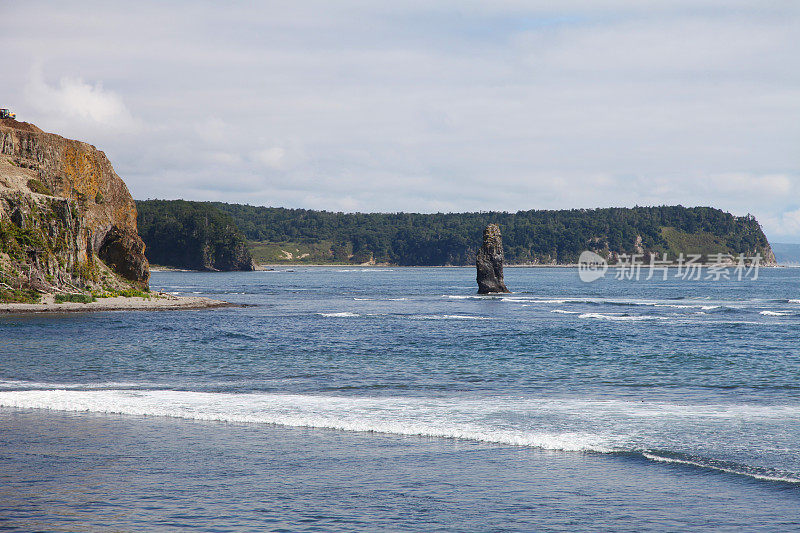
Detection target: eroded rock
<box><xmin>0</xmin><ymin>119</ymin><xmax>149</xmax><ymax>294</ymax></box>
<box><xmin>99</xmin><ymin>225</ymin><xmax>150</xmax><ymax>287</ymax></box>
<box><xmin>476</xmin><ymin>223</ymin><xmax>509</xmax><ymax>294</ymax></box>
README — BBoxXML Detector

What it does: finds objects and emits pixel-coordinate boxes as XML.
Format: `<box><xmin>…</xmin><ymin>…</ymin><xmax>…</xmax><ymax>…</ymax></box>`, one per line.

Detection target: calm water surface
<box><xmin>1</xmin><ymin>267</ymin><xmax>799</xmax><ymax>531</ymax></box>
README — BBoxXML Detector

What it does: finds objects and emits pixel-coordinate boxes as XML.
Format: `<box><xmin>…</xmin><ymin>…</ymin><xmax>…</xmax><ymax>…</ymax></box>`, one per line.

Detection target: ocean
<box><xmin>1</xmin><ymin>267</ymin><xmax>799</xmax><ymax>531</ymax></box>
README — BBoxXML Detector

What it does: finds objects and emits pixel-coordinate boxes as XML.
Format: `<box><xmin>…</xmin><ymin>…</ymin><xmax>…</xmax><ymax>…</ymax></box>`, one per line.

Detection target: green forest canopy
<box><xmin>157</xmin><ymin>202</ymin><xmax>774</xmax><ymax>266</ymax></box>
<box><xmin>136</xmin><ymin>200</ymin><xmax>253</xmax><ymax>270</ymax></box>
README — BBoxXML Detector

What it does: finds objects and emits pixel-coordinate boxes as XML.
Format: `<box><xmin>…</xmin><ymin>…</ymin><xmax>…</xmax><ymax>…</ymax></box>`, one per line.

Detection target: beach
<box><xmin>0</xmin><ymin>293</ymin><xmax>231</xmax><ymax>314</ymax></box>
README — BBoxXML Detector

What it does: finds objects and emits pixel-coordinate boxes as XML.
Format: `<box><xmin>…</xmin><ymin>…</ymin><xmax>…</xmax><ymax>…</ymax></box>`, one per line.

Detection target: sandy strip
<box><xmin>0</xmin><ymin>293</ymin><xmax>233</xmax><ymax>314</ymax></box>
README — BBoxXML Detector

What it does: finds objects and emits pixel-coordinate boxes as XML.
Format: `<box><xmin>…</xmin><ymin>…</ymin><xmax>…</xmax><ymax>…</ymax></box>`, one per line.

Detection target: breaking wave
<box><xmin>409</xmin><ymin>314</ymin><xmax>491</xmax><ymax>321</ymax></box>
<box><xmin>1</xmin><ymin>389</ymin><xmax>798</xmax><ymax>484</ymax></box>
<box><xmin>578</xmin><ymin>313</ymin><xmax>670</xmax><ymax>322</ymax></box>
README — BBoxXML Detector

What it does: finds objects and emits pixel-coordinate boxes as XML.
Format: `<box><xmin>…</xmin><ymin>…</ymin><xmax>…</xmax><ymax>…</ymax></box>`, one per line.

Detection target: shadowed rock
<box><xmin>99</xmin><ymin>225</ymin><xmax>150</xmax><ymax>288</ymax></box>
<box><xmin>476</xmin><ymin>224</ymin><xmax>509</xmax><ymax>294</ymax></box>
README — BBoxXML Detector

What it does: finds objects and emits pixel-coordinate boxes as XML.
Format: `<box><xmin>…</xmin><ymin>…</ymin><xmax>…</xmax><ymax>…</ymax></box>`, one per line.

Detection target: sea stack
<box><xmin>476</xmin><ymin>224</ymin><xmax>510</xmax><ymax>294</ymax></box>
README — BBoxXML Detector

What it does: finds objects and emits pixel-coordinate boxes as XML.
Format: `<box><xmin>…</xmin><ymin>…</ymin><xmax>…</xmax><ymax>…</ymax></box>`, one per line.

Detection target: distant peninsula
<box><xmin>136</xmin><ymin>201</ymin><xmax>775</xmax><ymax>267</ymax></box>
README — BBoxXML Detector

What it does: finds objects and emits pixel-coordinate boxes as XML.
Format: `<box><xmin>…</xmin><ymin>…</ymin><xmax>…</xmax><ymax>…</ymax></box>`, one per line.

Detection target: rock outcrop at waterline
<box><xmin>135</xmin><ymin>199</ymin><xmax>255</xmax><ymax>271</ymax></box>
<box><xmin>0</xmin><ymin>118</ymin><xmax>149</xmax><ymax>298</ymax></box>
<box><xmin>476</xmin><ymin>224</ymin><xmax>509</xmax><ymax>294</ymax></box>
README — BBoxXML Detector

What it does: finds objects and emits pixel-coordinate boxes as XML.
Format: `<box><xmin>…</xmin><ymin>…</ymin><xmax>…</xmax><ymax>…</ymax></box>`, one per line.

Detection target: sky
<box><xmin>2</xmin><ymin>1</ymin><xmax>799</xmax><ymax>241</ymax></box>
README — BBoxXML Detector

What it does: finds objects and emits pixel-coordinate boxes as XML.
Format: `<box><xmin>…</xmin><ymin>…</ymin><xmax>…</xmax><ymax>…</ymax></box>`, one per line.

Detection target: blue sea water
<box><xmin>1</xmin><ymin>266</ymin><xmax>800</xmax><ymax>531</ymax></box>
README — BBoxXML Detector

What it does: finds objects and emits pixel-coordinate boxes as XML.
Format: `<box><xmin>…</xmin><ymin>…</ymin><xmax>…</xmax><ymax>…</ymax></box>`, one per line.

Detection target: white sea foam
<box><xmin>0</xmin><ymin>390</ymin><xmax>612</xmax><ymax>452</ymax></box>
<box><xmin>551</xmin><ymin>309</ymin><xmax>579</xmax><ymax>315</ymax></box>
<box><xmin>502</xmin><ymin>297</ymin><xmax>568</xmax><ymax>304</ymax></box>
<box><xmin>335</xmin><ymin>269</ymin><xmax>393</xmax><ymax>273</ymax></box>
<box><xmin>648</xmin><ymin>303</ymin><xmax>721</xmax><ymax>310</ymax></box>
<box><xmin>0</xmin><ymin>380</ymin><xmax>159</xmax><ymax>390</ymax></box>
<box><xmin>629</xmin><ymin>302</ymin><xmax>722</xmax><ymax>311</ymax></box>
<box><xmin>641</xmin><ymin>452</ymin><xmax>799</xmax><ymax>484</ymax></box>
<box><xmin>444</xmin><ymin>295</ymin><xmax>502</xmax><ymax>300</ymax></box>
<box><xmin>578</xmin><ymin>313</ymin><xmax>669</xmax><ymax>322</ymax></box>
<box><xmin>789</xmin><ymin>299</ymin><xmax>800</xmax><ymax>304</ymax></box>
<box><xmin>760</xmin><ymin>311</ymin><xmax>789</xmax><ymax>316</ymax></box>
<box><xmin>486</xmin><ymin>296</ymin><xmax>734</xmax><ymax>311</ymax></box>
<box><xmin>410</xmin><ymin>315</ymin><xmax>491</xmax><ymax>321</ymax></box>
<box><xmin>3</xmin><ymin>390</ymin><xmax>798</xmax><ymax>464</ymax></box>
<box><xmin>318</xmin><ymin>312</ymin><xmax>360</xmax><ymax>318</ymax></box>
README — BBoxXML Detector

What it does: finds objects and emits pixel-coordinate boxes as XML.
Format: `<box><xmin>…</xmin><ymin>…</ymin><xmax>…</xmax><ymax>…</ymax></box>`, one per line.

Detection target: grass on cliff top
<box><xmin>249</xmin><ymin>240</ymin><xmax>336</xmax><ymax>264</ymax></box>
<box><xmin>660</xmin><ymin>227</ymin><xmax>732</xmax><ymax>257</ymax></box>
<box><xmin>248</xmin><ymin>240</ymin><xmax>374</xmax><ymax>264</ymax></box>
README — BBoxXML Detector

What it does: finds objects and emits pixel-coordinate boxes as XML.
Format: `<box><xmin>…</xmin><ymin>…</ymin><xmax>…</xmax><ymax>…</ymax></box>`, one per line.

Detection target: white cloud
<box><xmin>24</xmin><ymin>66</ymin><xmax>137</xmax><ymax>130</ymax></box>
<box><xmin>760</xmin><ymin>209</ymin><xmax>800</xmax><ymax>240</ymax></box>
<box><xmin>708</xmin><ymin>173</ymin><xmax>793</xmax><ymax>199</ymax></box>
<box><xmin>194</xmin><ymin>118</ymin><xmax>234</xmax><ymax>144</ymax></box>
<box><xmin>252</xmin><ymin>147</ymin><xmax>287</xmax><ymax>169</ymax></box>
<box><xmin>207</xmin><ymin>151</ymin><xmax>243</xmax><ymax>166</ymax></box>
<box><xmin>782</xmin><ymin>209</ymin><xmax>800</xmax><ymax>234</ymax></box>
<box><xmin>0</xmin><ymin>1</ymin><xmax>798</xmax><ymax>240</ymax></box>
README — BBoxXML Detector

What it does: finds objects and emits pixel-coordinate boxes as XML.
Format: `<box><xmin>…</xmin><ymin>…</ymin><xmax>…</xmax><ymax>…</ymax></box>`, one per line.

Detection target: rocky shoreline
<box><xmin>0</xmin><ymin>293</ymin><xmax>232</xmax><ymax>314</ymax></box>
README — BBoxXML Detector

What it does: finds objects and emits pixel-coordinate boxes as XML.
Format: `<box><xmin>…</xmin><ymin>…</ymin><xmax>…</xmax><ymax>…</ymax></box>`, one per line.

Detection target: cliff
<box><xmin>136</xmin><ymin>200</ymin><xmax>254</xmax><ymax>271</ymax></box>
<box><xmin>209</xmin><ymin>203</ymin><xmax>776</xmax><ymax>266</ymax></box>
<box><xmin>0</xmin><ymin>118</ymin><xmax>149</xmax><ymax>301</ymax></box>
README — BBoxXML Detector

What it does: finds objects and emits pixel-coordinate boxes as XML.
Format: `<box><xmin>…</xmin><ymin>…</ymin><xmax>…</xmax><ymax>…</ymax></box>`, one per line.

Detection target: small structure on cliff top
<box><xmin>476</xmin><ymin>224</ymin><xmax>510</xmax><ymax>294</ymax></box>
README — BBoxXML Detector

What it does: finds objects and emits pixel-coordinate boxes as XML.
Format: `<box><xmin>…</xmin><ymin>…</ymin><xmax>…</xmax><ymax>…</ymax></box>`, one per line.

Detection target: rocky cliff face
<box><xmin>201</xmin><ymin>238</ymin><xmax>254</xmax><ymax>271</ymax></box>
<box><xmin>0</xmin><ymin>118</ymin><xmax>149</xmax><ymax>298</ymax></box>
<box><xmin>135</xmin><ymin>199</ymin><xmax>255</xmax><ymax>271</ymax></box>
<box><xmin>476</xmin><ymin>224</ymin><xmax>509</xmax><ymax>294</ymax></box>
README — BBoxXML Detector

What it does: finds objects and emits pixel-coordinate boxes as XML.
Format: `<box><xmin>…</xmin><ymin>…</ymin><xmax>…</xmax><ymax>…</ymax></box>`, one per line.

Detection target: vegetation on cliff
<box><xmin>204</xmin><ymin>203</ymin><xmax>774</xmax><ymax>265</ymax></box>
<box><xmin>0</xmin><ymin>119</ymin><xmax>150</xmax><ymax>302</ymax></box>
<box><xmin>136</xmin><ymin>200</ymin><xmax>254</xmax><ymax>271</ymax></box>
<box><xmin>134</xmin><ymin>202</ymin><xmax>773</xmax><ymax>266</ymax></box>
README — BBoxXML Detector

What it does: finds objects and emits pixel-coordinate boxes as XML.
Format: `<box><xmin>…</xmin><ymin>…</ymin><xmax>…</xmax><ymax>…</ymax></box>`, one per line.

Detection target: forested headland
<box><xmin>136</xmin><ymin>201</ymin><xmax>774</xmax><ymax>267</ymax></box>
<box><xmin>136</xmin><ymin>200</ymin><xmax>254</xmax><ymax>271</ymax></box>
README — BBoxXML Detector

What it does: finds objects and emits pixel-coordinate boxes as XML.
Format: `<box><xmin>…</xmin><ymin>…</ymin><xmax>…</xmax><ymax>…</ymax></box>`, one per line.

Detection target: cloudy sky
<box><xmin>2</xmin><ymin>1</ymin><xmax>799</xmax><ymax>241</ymax></box>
